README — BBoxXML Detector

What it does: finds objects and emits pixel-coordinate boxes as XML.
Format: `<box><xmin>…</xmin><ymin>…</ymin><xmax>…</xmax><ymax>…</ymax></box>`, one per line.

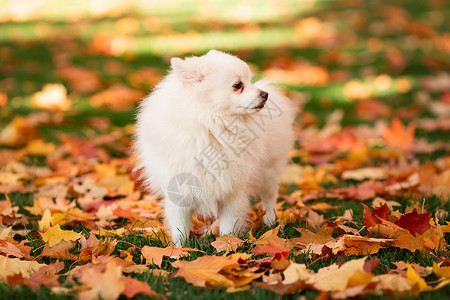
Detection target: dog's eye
<box><xmin>233</xmin><ymin>81</ymin><xmax>243</xmax><ymax>91</ymax></box>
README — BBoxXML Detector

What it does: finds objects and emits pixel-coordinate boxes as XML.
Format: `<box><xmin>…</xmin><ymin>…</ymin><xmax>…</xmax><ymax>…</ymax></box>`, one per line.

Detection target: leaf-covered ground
<box><xmin>1</xmin><ymin>0</ymin><xmax>450</xmax><ymax>299</ymax></box>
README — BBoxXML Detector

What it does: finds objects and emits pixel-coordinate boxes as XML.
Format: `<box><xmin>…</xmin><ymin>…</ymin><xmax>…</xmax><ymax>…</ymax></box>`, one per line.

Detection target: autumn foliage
<box><xmin>1</xmin><ymin>0</ymin><xmax>450</xmax><ymax>299</ymax></box>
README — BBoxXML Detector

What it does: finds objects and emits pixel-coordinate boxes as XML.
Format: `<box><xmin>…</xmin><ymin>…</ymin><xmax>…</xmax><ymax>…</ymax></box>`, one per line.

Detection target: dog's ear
<box><xmin>207</xmin><ymin>49</ymin><xmax>220</xmax><ymax>55</ymax></box>
<box><xmin>171</xmin><ymin>57</ymin><xmax>204</xmax><ymax>84</ymax></box>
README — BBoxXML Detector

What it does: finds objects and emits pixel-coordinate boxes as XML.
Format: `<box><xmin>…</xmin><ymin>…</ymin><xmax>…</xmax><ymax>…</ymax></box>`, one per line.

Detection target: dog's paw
<box><xmin>263</xmin><ymin>210</ymin><xmax>277</xmax><ymax>226</ymax></box>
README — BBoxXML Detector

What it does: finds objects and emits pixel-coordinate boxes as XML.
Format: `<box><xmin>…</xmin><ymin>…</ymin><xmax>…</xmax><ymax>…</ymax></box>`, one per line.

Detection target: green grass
<box><xmin>1</xmin><ymin>0</ymin><xmax>450</xmax><ymax>299</ymax></box>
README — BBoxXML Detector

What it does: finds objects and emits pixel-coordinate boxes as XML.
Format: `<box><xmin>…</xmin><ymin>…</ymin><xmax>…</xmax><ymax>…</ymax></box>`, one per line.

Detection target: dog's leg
<box><xmin>259</xmin><ymin>168</ymin><xmax>280</xmax><ymax>226</ymax></box>
<box><xmin>164</xmin><ymin>199</ymin><xmax>192</xmax><ymax>247</ymax></box>
<box><xmin>219</xmin><ymin>192</ymin><xmax>251</xmax><ymax>236</ymax></box>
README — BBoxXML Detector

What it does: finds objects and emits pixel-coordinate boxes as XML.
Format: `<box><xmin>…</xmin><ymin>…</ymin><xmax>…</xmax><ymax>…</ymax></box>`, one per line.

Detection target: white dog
<box><xmin>134</xmin><ymin>50</ymin><xmax>294</xmax><ymax>247</ymax></box>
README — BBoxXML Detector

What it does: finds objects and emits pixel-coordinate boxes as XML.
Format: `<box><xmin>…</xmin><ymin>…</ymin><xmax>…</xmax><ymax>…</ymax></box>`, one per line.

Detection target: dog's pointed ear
<box><xmin>171</xmin><ymin>57</ymin><xmax>204</xmax><ymax>84</ymax></box>
<box><xmin>207</xmin><ymin>49</ymin><xmax>220</xmax><ymax>55</ymax></box>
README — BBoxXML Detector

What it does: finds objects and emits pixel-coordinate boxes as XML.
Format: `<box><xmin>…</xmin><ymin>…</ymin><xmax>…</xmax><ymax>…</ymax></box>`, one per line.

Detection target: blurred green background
<box><xmin>0</xmin><ymin>0</ymin><xmax>449</xmax><ymax>142</ymax></box>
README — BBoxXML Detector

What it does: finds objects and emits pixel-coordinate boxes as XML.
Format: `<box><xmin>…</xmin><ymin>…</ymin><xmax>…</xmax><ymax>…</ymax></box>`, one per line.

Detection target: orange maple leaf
<box><xmin>141</xmin><ymin>246</ymin><xmax>202</xmax><ymax>267</ymax></box>
<box><xmin>211</xmin><ymin>234</ymin><xmax>244</xmax><ymax>254</ymax></box>
<box><xmin>171</xmin><ymin>255</ymin><xmax>239</xmax><ymax>288</ymax></box>
<box><xmin>382</xmin><ymin>118</ymin><xmax>415</xmax><ymax>150</ymax></box>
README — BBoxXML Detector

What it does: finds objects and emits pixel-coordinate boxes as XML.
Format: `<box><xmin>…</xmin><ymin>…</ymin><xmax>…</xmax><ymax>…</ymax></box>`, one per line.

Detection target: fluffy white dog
<box><xmin>134</xmin><ymin>50</ymin><xmax>294</xmax><ymax>247</ymax></box>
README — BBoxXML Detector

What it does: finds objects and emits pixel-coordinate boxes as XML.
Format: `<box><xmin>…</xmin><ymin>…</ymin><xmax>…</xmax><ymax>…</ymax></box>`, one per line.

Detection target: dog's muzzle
<box><xmin>253</xmin><ymin>90</ymin><xmax>268</xmax><ymax>109</ymax></box>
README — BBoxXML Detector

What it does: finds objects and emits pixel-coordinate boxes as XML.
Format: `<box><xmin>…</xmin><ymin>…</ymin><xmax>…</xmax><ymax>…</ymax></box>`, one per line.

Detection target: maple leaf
<box><xmin>292</xmin><ymin>227</ymin><xmax>334</xmax><ymax>245</ymax></box>
<box><xmin>362</xmin><ymin>203</ymin><xmax>390</xmax><ymax>228</ymax></box>
<box><xmin>0</xmin><ymin>256</ymin><xmax>45</xmax><ymax>280</ymax></box>
<box><xmin>255</xmin><ymin>280</ymin><xmax>306</xmax><ymax>295</ymax></box>
<box><xmin>393</xmin><ymin>233</ymin><xmax>425</xmax><ymax>252</ymax></box>
<box><xmin>40</xmin><ymin>240</ymin><xmax>78</xmax><ymax>261</ymax></box>
<box><xmin>432</xmin><ymin>262</ymin><xmax>450</xmax><ymax>279</ymax></box>
<box><xmin>0</xmin><ymin>241</ymin><xmax>31</xmax><ymax>259</ymax></box>
<box><xmin>77</xmin><ymin>261</ymin><xmax>125</xmax><ymax>300</ymax></box>
<box><xmin>40</xmin><ymin>224</ymin><xmax>82</xmax><ymax>247</ymax></box>
<box><xmin>341</xmin><ymin>167</ymin><xmax>387</xmax><ymax>181</ymax></box>
<box><xmin>394</xmin><ymin>209</ymin><xmax>432</xmax><ymax>236</ymax></box>
<box><xmin>371</xmin><ymin>274</ymin><xmax>413</xmax><ymax>294</ymax></box>
<box><xmin>38</xmin><ymin>208</ymin><xmax>52</xmax><ymax>231</ymax></box>
<box><xmin>381</xmin><ymin>118</ymin><xmax>415</xmax><ymax>150</ymax></box>
<box><xmin>252</xmin><ymin>234</ymin><xmax>292</xmax><ymax>257</ymax></box>
<box><xmin>79</xmin><ymin>235</ymin><xmax>117</xmax><ymax>262</ymax></box>
<box><xmin>406</xmin><ymin>265</ymin><xmax>433</xmax><ymax>292</ymax></box>
<box><xmin>122</xmin><ymin>277</ymin><xmax>158</xmax><ymax>298</ymax></box>
<box><xmin>171</xmin><ymin>255</ymin><xmax>240</xmax><ymax>288</ymax></box>
<box><xmin>342</xmin><ymin>235</ymin><xmax>392</xmax><ymax>255</ymax></box>
<box><xmin>141</xmin><ymin>246</ymin><xmax>202</xmax><ymax>267</ymax></box>
<box><xmin>306</xmin><ymin>209</ymin><xmax>324</xmax><ymax>230</ymax></box>
<box><xmin>23</xmin><ymin>261</ymin><xmax>64</xmax><ymax>292</ymax></box>
<box><xmin>211</xmin><ymin>234</ymin><xmax>244</xmax><ymax>254</ymax></box>
<box><xmin>281</xmin><ymin>263</ymin><xmax>312</xmax><ymax>286</ymax></box>
<box><xmin>307</xmin><ymin>257</ymin><xmax>370</xmax><ymax>292</ymax></box>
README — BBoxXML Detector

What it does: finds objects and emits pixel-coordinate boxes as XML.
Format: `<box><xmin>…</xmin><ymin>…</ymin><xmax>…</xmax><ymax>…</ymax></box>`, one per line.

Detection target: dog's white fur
<box><xmin>134</xmin><ymin>50</ymin><xmax>294</xmax><ymax>247</ymax></box>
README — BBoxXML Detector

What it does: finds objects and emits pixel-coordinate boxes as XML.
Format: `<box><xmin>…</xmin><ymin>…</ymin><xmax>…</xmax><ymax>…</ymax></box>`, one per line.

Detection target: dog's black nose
<box><xmin>260</xmin><ymin>90</ymin><xmax>268</xmax><ymax>100</ymax></box>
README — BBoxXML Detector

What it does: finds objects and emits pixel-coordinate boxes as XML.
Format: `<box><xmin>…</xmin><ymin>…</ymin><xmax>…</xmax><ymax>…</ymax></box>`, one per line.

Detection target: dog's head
<box><xmin>170</xmin><ymin>50</ymin><xmax>268</xmax><ymax>115</ymax></box>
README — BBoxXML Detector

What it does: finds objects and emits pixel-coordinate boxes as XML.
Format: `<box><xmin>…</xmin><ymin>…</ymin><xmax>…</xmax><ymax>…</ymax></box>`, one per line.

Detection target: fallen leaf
<box><xmin>308</xmin><ymin>257</ymin><xmax>369</xmax><ymax>292</ymax></box>
<box><xmin>0</xmin><ymin>256</ymin><xmax>45</xmax><ymax>280</ymax></box>
<box><xmin>40</xmin><ymin>224</ymin><xmax>82</xmax><ymax>247</ymax></box>
<box><xmin>141</xmin><ymin>246</ymin><xmax>202</xmax><ymax>267</ymax></box>
<box><xmin>211</xmin><ymin>234</ymin><xmax>244</xmax><ymax>254</ymax></box>
<box><xmin>382</xmin><ymin>118</ymin><xmax>415</xmax><ymax>150</ymax></box>
<box><xmin>122</xmin><ymin>277</ymin><xmax>157</xmax><ymax>298</ymax></box>
<box><xmin>341</xmin><ymin>167</ymin><xmax>387</xmax><ymax>181</ymax></box>
<box><xmin>171</xmin><ymin>255</ymin><xmax>239</xmax><ymax>288</ymax></box>
<box><xmin>31</xmin><ymin>83</ymin><xmax>71</xmax><ymax>111</ymax></box>
<box><xmin>394</xmin><ymin>209</ymin><xmax>432</xmax><ymax>236</ymax></box>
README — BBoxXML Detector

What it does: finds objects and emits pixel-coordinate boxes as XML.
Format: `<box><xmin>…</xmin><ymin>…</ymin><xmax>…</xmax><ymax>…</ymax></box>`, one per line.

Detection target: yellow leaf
<box><xmin>441</xmin><ymin>222</ymin><xmax>450</xmax><ymax>233</ymax></box>
<box><xmin>282</xmin><ymin>263</ymin><xmax>312</xmax><ymax>284</ymax></box>
<box><xmin>308</xmin><ymin>257</ymin><xmax>368</xmax><ymax>292</ymax></box>
<box><xmin>0</xmin><ymin>256</ymin><xmax>45</xmax><ymax>280</ymax></box>
<box><xmin>25</xmin><ymin>139</ymin><xmax>56</xmax><ymax>156</ymax></box>
<box><xmin>432</xmin><ymin>262</ymin><xmax>450</xmax><ymax>279</ymax></box>
<box><xmin>406</xmin><ymin>265</ymin><xmax>433</xmax><ymax>292</ymax></box>
<box><xmin>38</xmin><ymin>209</ymin><xmax>52</xmax><ymax>231</ymax></box>
<box><xmin>40</xmin><ymin>225</ymin><xmax>81</xmax><ymax>247</ymax></box>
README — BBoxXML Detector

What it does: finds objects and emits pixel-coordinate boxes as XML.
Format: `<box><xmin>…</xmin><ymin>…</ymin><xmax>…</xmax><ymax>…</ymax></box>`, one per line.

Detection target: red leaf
<box><xmin>362</xmin><ymin>203</ymin><xmax>390</xmax><ymax>228</ymax></box>
<box><xmin>394</xmin><ymin>209</ymin><xmax>432</xmax><ymax>236</ymax></box>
